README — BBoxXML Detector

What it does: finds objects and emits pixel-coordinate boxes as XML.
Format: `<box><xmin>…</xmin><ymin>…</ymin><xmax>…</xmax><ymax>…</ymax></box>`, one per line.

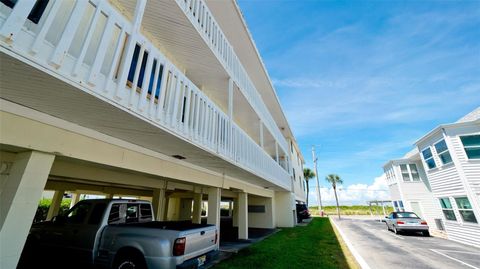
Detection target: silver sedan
<box><xmin>385</xmin><ymin>211</ymin><xmax>430</xmax><ymax>236</ymax></box>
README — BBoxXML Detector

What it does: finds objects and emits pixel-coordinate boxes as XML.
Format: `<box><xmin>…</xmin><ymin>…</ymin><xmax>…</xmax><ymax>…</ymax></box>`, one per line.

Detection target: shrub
<box><xmin>34</xmin><ymin>198</ymin><xmax>72</xmax><ymax>223</ymax></box>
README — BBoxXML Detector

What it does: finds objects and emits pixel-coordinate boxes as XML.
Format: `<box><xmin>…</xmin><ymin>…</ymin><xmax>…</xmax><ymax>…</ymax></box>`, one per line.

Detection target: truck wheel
<box><xmin>423</xmin><ymin>231</ymin><xmax>430</xmax><ymax>237</ymax></box>
<box><xmin>114</xmin><ymin>252</ymin><xmax>146</xmax><ymax>269</ymax></box>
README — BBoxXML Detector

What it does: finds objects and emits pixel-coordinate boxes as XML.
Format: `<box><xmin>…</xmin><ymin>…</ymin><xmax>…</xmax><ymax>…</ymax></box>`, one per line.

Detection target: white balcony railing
<box><xmin>176</xmin><ymin>0</ymin><xmax>289</xmax><ymax>154</ymax></box>
<box><xmin>0</xmin><ymin>0</ymin><xmax>291</xmax><ymax>190</ymax></box>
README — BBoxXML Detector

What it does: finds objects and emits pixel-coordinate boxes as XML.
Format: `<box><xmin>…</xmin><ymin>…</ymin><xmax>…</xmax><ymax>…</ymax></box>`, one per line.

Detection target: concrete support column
<box><xmin>274</xmin><ymin>191</ymin><xmax>295</xmax><ymax>227</ymax></box>
<box><xmin>179</xmin><ymin>198</ymin><xmax>193</xmax><ymax>220</ymax></box>
<box><xmin>228</xmin><ymin>201</ymin><xmax>233</xmax><ymax>217</ymax></box>
<box><xmin>0</xmin><ymin>151</ymin><xmax>55</xmax><ymax>269</ymax></box>
<box><xmin>207</xmin><ymin>187</ymin><xmax>221</xmax><ymax>228</ymax></box>
<box><xmin>152</xmin><ymin>188</ymin><xmax>166</xmax><ymax>221</ymax></box>
<box><xmin>70</xmin><ymin>192</ymin><xmax>80</xmax><ymax>209</ymax></box>
<box><xmin>232</xmin><ymin>197</ymin><xmax>239</xmax><ymax>227</ymax></box>
<box><xmin>46</xmin><ymin>190</ymin><xmax>64</xmax><ymax>221</ymax></box>
<box><xmin>192</xmin><ymin>193</ymin><xmax>203</xmax><ymax>224</ymax></box>
<box><xmin>238</xmin><ymin>192</ymin><xmax>248</xmax><ymax>240</ymax></box>
<box><xmin>163</xmin><ymin>196</ymin><xmax>170</xmax><ymax>221</ymax></box>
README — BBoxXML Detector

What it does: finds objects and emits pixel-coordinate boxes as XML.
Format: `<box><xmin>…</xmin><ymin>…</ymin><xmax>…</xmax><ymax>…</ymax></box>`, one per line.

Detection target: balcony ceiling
<box><xmin>205</xmin><ymin>0</ymin><xmax>295</xmax><ymax>141</ymax></box>
<box><xmin>0</xmin><ymin>51</ymin><xmax>287</xmax><ymax>191</ymax></box>
<box><xmin>117</xmin><ymin>0</ymin><xmax>230</xmax><ymax>114</ymax></box>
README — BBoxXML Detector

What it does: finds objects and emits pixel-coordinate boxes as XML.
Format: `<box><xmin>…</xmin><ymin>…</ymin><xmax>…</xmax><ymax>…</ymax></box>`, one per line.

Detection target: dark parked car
<box><xmin>296</xmin><ymin>204</ymin><xmax>311</xmax><ymax>222</ymax></box>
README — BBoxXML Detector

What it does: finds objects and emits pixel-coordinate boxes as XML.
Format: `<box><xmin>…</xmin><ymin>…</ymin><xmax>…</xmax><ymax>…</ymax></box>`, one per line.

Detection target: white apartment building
<box><xmin>383</xmin><ymin>149</ymin><xmax>445</xmax><ymax>233</ymax></box>
<box><xmin>0</xmin><ymin>0</ymin><xmax>307</xmax><ymax>267</ymax></box>
<box><xmin>415</xmin><ymin>109</ymin><xmax>480</xmax><ymax>247</ymax></box>
<box><xmin>384</xmin><ymin>108</ymin><xmax>480</xmax><ymax>247</ymax></box>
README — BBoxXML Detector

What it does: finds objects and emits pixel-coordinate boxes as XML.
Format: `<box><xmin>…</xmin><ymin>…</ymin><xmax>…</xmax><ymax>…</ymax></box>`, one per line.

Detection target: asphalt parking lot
<box><xmin>331</xmin><ymin>216</ymin><xmax>480</xmax><ymax>269</ymax></box>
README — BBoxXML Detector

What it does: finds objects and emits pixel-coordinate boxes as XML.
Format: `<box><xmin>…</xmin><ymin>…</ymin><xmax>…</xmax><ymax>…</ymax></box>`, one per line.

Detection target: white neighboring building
<box><xmin>384</xmin><ymin>107</ymin><xmax>480</xmax><ymax>247</ymax></box>
<box><xmin>383</xmin><ymin>149</ymin><xmax>445</xmax><ymax>233</ymax></box>
<box><xmin>415</xmin><ymin>109</ymin><xmax>480</xmax><ymax>247</ymax></box>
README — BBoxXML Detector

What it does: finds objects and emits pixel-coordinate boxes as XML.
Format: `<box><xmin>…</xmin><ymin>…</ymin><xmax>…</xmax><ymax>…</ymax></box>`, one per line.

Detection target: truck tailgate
<box><xmin>182</xmin><ymin>226</ymin><xmax>217</xmax><ymax>260</ymax></box>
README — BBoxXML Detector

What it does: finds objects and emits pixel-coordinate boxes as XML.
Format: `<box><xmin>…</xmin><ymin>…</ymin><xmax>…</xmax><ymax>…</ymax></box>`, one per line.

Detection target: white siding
<box><xmin>450</xmin><ymin>135</ymin><xmax>480</xmax><ymax>194</ymax></box>
<box><xmin>427</xmin><ymin>166</ymin><xmax>464</xmax><ymax>196</ymax></box>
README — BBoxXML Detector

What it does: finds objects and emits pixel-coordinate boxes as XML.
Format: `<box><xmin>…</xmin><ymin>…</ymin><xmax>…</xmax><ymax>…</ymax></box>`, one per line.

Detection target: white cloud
<box><xmin>308</xmin><ymin>174</ymin><xmax>389</xmax><ymax>206</ymax></box>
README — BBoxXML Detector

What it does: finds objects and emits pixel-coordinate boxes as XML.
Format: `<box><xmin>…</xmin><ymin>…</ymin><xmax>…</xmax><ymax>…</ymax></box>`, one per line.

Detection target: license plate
<box><xmin>407</xmin><ymin>222</ymin><xmax>418</xmax><ymax>225</ymax></box>
<box><xmin>197</xmin><ymin>255</ymin><xmax>206</xmax><ymax>267</ymax></box>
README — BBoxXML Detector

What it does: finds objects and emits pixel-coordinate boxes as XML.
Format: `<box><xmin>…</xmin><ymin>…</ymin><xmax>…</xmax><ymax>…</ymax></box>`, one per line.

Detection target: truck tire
<box><xmin>113</xmin><ymin>251</ymin><xmax>147</xmax><ymax>269</ymax></box>
<box><xmin>423</xmin><ymin>231</ymin><xmax>430</xmax><ymax>237</ymax></box>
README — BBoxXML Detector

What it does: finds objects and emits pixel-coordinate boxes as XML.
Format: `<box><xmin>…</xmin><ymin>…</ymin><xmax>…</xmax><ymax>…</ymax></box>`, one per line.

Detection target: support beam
<box><xmin>46</xmin><ymin>190</ymin><xmax>64</xmax><ymax>221</ymax></box>
<box><xmin>70</xmin><ymin>192</ymin><xmax>80</xmax><ymax>208</ymax></box>
<box><xmin>179</xmin><ymin>198</ymin><xmax>193</xmax><ymax>220</ymax></box>
<box><xmin>106</xmin><ymin>193</ymin><xmax>114</xmax><ymax>199</ymax></box>
<box><xmin>192</xmin><ymin>193</ymin><xmax>203</xmax><ymax>224</ymax></box>
<box><xmin>228</xmin><ymin>200</ymin><xmax>233</xmax><ymax>217</ymax></box>
<box><xmin>207</xmin><ymin>187</ymin><xmax>221</xmax><ymax>228</ymax></box>
<box><xmin>152</xmin><ymin>188</ymin><xmax>166</xmax><ymax>221</ymax></box>
<box><xmin>238</xmin><ymin>192</ymin><xmax>248</xmax><ymax>240</ymax></box>
<box><xmin>163</xmin><ymin>197</ymin><xmax>170</xmax><ymax>221</ymax></box>
<box><xmin>0</xmin><ymin>151</ymin><xmax>55</xmax><ymax>269</ymax></box>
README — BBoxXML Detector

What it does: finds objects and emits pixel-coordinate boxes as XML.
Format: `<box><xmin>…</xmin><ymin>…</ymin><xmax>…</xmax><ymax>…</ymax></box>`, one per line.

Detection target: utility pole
<box><xmin>312</xmin><ymin>146</ymin><xmax>323</xmax><ymax>214</ymax></box>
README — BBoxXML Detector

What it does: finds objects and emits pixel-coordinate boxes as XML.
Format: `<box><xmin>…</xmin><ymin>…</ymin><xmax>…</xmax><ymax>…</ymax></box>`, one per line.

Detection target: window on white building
<box><xmin>460</xmin><ymin>135</ymin><xmax>480</xmax><ymax>159</ymax></box>
<box><xmin>409</xmin><ymin>164</ymin><xmax>420</xmax><ymax>181</ymax></box>
<box><xmin>400</xmin><ymin>164</ymin><xmax>410</xmax><ymax>181</ymax></box>
<box><xmin>455</xmin><ymin>197</ymin><xmax>478</xmax><ymax>223</ymax></box>
<box><xmin>422</xmin><ymin>147</ymin><xmax>436</xmax><ymax>169</ymax></box>
<box><xmin>400</xmin><ymin>164</ymin><xmax>420</xmax><ymax>182</ymax></box>
<box><xmin>439</xmin><ymin>198</ymin><xmax>457</xmax><ymax>221</ymax></box>
<box><xmin>434</xmin><ymin>139</ymin><xmax>452</xmax><ymax>165</ymax></box>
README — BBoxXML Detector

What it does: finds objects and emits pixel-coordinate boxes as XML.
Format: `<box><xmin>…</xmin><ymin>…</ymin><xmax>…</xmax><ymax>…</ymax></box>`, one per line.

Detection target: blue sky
<box><xmin>237</xmin><ymin>0</ymin><xmax>480</xmax><ymax>205</ymax></box>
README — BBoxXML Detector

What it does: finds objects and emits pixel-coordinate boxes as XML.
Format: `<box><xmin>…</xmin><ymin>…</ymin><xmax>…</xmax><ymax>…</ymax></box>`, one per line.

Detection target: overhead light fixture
<box><xmin>172</xmin><ymin>155</ymin><xmax>186</xmax><ymax>160</ymax></box>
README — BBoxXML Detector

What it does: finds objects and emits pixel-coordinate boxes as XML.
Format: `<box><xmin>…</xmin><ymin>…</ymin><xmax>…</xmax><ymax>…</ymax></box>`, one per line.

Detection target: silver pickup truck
<box><xmin>21</xmin><ymin>199</ymin><xmax>218</xmax><ymax>269</ymax></box>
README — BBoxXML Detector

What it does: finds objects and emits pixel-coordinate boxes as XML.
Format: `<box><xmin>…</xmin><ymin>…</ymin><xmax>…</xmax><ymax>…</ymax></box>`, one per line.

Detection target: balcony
<box><xmin>0</xmin><ymin>0</ymin><xmax>291</xmax><ymax>190</ymax></box>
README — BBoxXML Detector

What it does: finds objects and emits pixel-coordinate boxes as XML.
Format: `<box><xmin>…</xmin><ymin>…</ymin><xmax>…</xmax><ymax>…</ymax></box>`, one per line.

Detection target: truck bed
<box><xmin>113</xmin><ymin>220</ymin><xmax>213</xmax><ymax>231</ymax></box>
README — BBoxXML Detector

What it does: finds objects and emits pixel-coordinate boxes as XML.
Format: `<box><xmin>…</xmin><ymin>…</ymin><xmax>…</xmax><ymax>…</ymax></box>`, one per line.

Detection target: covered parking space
<box><xmin>0</xmin><ymin>148</ymin><xmax>277</xmax><ymax>268</ymax></box>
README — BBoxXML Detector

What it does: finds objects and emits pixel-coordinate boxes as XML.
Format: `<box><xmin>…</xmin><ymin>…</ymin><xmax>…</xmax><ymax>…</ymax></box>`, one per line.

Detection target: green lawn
<box><xmin>213</xmin><ymin>218</ymin><xmax>354</xmax><ymax>269</ymax></box>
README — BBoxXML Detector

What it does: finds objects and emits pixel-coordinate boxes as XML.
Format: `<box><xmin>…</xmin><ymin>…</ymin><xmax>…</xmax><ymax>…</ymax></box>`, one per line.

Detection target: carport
<box><xmin>367</xmin><ymin>200</ymin><xmax>392</xmax><ymax>220</ymax></box>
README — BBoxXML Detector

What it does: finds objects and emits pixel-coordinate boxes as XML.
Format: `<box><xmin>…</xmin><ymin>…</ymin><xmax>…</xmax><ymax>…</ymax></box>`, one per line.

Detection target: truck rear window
<box><xmin>108</xmin><ymin>203</ymin><xmax>152</xmax><ymax>224</ymax></box>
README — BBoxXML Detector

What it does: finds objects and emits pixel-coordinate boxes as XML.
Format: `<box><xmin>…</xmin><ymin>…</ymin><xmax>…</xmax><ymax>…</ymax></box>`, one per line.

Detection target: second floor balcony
<box><xmin>0</xmin><ymin>0</ymin><xmax>292</xmax><ymax>191</ymax></box>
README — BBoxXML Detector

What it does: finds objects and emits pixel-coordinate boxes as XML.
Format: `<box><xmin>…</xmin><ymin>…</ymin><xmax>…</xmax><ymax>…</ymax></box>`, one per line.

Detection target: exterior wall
<box><xmin>274</xmin><ymin>191</ymin><xmax>295</xmax><ymax>227</ymax></box>
<box><xmin>388</xmin><ymin>184</ymin><xmax>401</xmax><ymax>201</ymax></box>
<box><xmin>290</xmin><ymin>142</ymin><xmax>306</xmax><ymax>202</ymax></box>
<box><xmin>248</xmin><ymin>196</ymin><xmax>274</xmax><ymax>229</ymax></box>
<box><xmin>385</xmin><ymin>159</ymin><xmax>444</xmax><ymax>231</ymax></box>
<box><xmin>417</xmin><ymin>124</ymin><xmax>480</xmax><ymax>247</ymax></box>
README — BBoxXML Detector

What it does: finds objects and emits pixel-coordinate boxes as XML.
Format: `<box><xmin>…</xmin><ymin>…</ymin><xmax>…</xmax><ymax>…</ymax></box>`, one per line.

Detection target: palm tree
<box><xmin>303</xmin><ymin>168</ymin><xmax>315</xmax><ymax>206</ymax></box>
<box><xmin>325</xmin><ymin>174</ymin><xmax>343</xmax><ymax>219</ymax></box>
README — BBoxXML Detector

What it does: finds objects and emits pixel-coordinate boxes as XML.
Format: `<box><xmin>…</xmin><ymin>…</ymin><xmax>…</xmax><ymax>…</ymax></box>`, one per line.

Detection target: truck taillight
<box><xmin>397</xmin><ymin>221</ymin><xmax>405</xmax><ymax>225</ymax></box>
<box><xmin>173</xmin><ymin>237</ymin><xmax>186</xmax><ymax>256</ymax></box>
<box><xmin>215</xmin><ymin>231</ymin><xmax>218</xmax><ymax>244</ymax></box>
<box><xmin>421</xmin><ymin>221</ymin><xmax>428</xmax><ymax>225</ymax></box>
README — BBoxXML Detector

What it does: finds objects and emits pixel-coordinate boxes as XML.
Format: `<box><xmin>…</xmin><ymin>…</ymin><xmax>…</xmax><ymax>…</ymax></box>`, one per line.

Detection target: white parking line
<box><xmin>430</xmin><ymin>249</ymin><xmax>480</xmax><ymax>269</ymax></box>
<box><xmin>437</xmin><ymin>250</ymin><xmax>480</xmax><ymax>255</ymax></box>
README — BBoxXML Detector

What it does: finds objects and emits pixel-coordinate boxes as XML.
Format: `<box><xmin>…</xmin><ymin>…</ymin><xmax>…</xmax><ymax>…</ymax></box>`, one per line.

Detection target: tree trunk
<box><xmin>306</xmin><ymin>180</ymin><xmax>310</xmax><ymax>207</ymax></box>
<box><xmin>333</xmin><ymin>186</ymin><xmax>340</xmax><ymax>219</ymax></box>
